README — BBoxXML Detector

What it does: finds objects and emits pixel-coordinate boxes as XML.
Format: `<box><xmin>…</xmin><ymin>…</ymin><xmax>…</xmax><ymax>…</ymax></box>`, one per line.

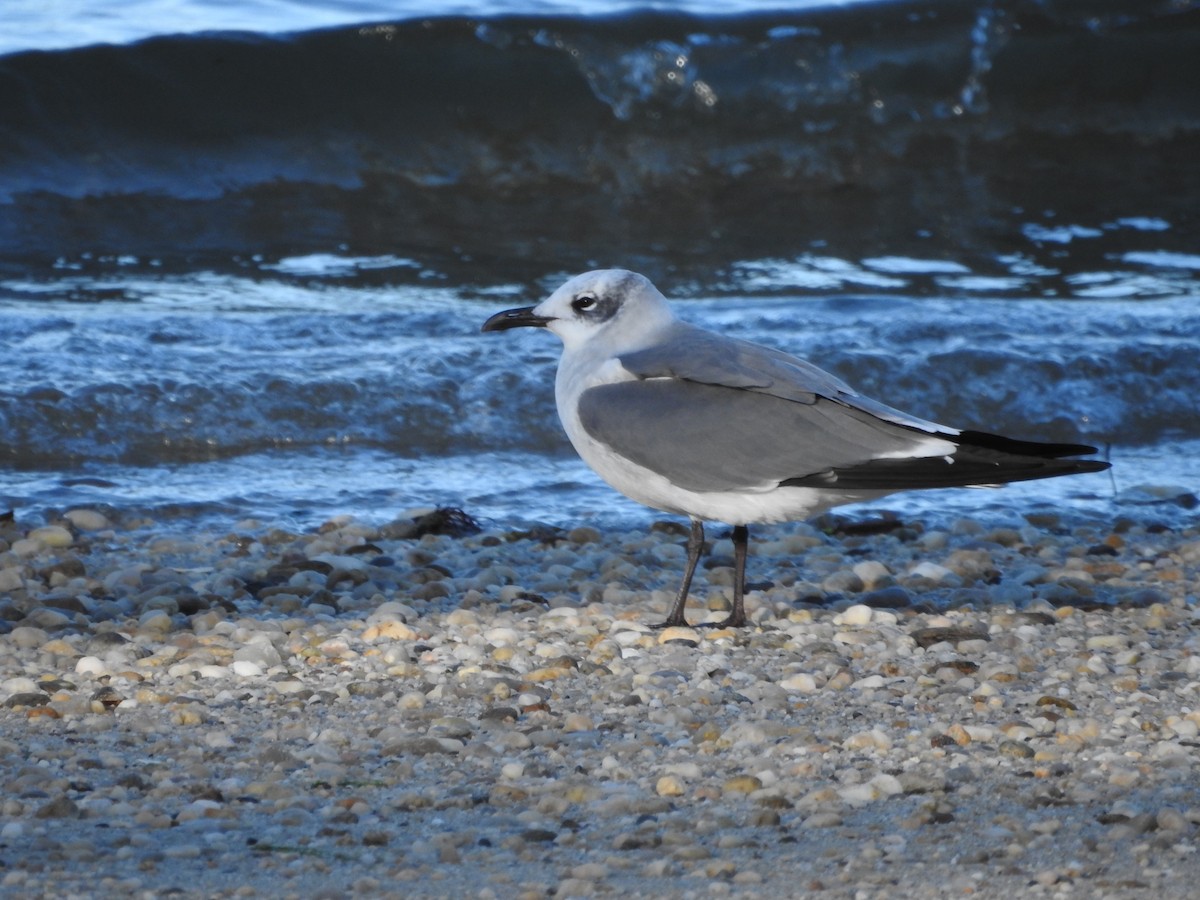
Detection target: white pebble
<box><xmin>397</xmin><ymin>691</ymin><xmax>426</xmax><ymax>710</ymax></box>
<box><xmin>75</xmin><ymin>657</ymin><xmax>108</xmax><ymax>677</ymax></box>
<box><xmin>780</xmin><ymin>673</ymin><xmax>817</xmax><ymax>693</ymax></box>
<box><xmin>230</xmin><ymin>660</ymin><xmax>263</xmax><ymax>677</ymax></box>
<box><xmin>835</xmin><ymin>604</ymin><xmax>873</xmax><ymax>626</ymax></box>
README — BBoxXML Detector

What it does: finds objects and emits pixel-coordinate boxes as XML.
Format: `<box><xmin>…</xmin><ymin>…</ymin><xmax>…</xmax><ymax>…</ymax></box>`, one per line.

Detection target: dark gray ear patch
<box><xmin>574</xmin><ymin>271</ymin><xmax>641</xmax><ymax>324</ymax></box>
<box><xmin>588</xmin><ymin>294</ymin><xmax>621</xmax><ymax>323</ymax></box>
<box><xmin>573</xmin><ymin>290</ymin><xmax>620</xmax><ymax>323</ymax></box>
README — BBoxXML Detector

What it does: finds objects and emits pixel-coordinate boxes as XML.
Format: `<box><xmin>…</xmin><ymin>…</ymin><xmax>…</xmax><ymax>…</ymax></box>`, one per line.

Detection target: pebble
<box><xmin>64</xmin><ymin>509</ymin><xmax>110</xmax><ymax>531</ymax></box>
<box><xmin>833</xmin><ymin>604</ymin><xmax>873</xmax><ymax>626</ymax></box>
<box><xmin>0</xmin><ymin>509</ymin><xmax>1195</xmax><ymax>897</ymax></box>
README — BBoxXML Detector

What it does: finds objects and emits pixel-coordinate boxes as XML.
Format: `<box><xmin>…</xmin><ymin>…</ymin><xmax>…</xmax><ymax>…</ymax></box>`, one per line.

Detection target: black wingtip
<box><xmin>957</xmin><ymin>430</ymin><xmax>1109</xmax><ymax>464</ymax></box>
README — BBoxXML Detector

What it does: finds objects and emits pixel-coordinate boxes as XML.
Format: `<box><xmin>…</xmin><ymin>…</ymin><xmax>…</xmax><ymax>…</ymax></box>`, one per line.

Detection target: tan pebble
<box><xmin>523</xmin><ymin>667</ymin><xmax>570</xmax><ymax>683</ymax></box>
<box><xmin>0</xmin><ymin>567</ymin><xmax>25</xmax><ymax>592</ymax></box>
<box><xmin>1036</xmin><ymin>695</ymin><xmax>1077</xmax><ymax>711</ymax></box>
<box><xmin>562</xmin><ymin>714</ymin><xmax>594</xmax><ymax>732</ymax></box>
<box><xmin>568</xmin><ymin>526</ymin><xmax>602</xmax><ymax>544</ymax></box>
<box><xmin>64</xmin><ymin>509</ymin><xmax>109</xmax><ymax>531</ymax></box>
<box><xmin>29</xmin><ymin>526</ymin><xmax>73</xmax><ymax>548</ymax></box>
<box><xmin>839</xmin><ymin>783</ymin><xmax>882</xmax><ymax>806</ymax></box>
<box><xmin>802</xmin><ymin>811</ymin><xmax>844</xmax><ymax>828</ymax></box>
<box><xmin>445</xmin><ymin>609</ymin><xmax>478</xmax><ymax>627</ymax></box>
<box><xmin>489</xmin><ymin>784</ymin><xmax>529</xmax><ymax>803</ymax></box>
<box><xmin>704</xmin><ymin>860</ymin><xmax>737</xmax><ymax>878</ymax></box>
<box><xmin>397</xmin><ymin>691</ymin><xmax>426</xmax><ymax>710</ymax></box>
<box><xmin>657</xmin><ymin>626</ymin><xmax>699</xmax><ymax>646</ymax></box>
<box><xmin>1107</xmin><ymin>768</ymin><xmax>1139</xmax><ymax>787</ymax></box>
<box><xmin>564</xmin><ymin>785</ymin><xmax>597</xmax><ymax>804</ymax></box>
<box><xmin>843</xmin><ymin>729</ymin><xmax>892</xmax><ymax>751</ymax></box>
<box><xmin>570</xmin><ymin>863</ymin><xmax>609</xmax><ymax>880</ymax></box>
<box><xmin>826</xmin><ymin>670</ymin><xmax>853</xmax><ymax>691</ymax></box>
<box><xmin>672</xmin><ymin>844</ymin><xmax>710</xmax><ymax>861</ymax></box>
<box><xmin>492</xmin><ymin>646</ymin><xmax>517</xmax><ymax>663</ymax></box>
<box><xmin>8</xmin><ymin>626</ymin><xmax>49</xmax><ymax>649</ymax></box>
<box><xmin>656</xmin><ymin>775</ymin><xmax>685</xmax><ymax>797</ymax></box>
<box><xmin>39</xmin><ymin>639</ymin><xmax>80</xmax><ymax>657</ymax></box>
<box><xmin>26</xmin><ymin>707</ymin><xmax>60</xmax><ymax>720</ymax></box>
<box><xmin>998</xmin><ymin>740</ymin><xmax>1035</xmax><ymax>759</ymax></box>
<box><xmin>944</xmin><ymin>723</ymin><xmax>972</xmax><ymax>746</ymax></box>
<box><xmin>1157</xmin><ymin>808</ymin><xmax>1188</xmax><ymax>832</ymax></box>
<box><xmin>363</xmin><ymin>621</ymin><xmax>417</xmax><ymax>641</ymax></box>
<box><xmin>780</xmin><ymin>672</ymin><xmax>817</xmax><ymax>693</ymax></box>
<box><xmin>722</xmin><ymin>775</ymin><xmax>763</xmax><ymax>795</ymax></box>
<box><xmin>172</xmin><ymin>707</ymin><xmax>206</xmax><ymax>726</ymax></box>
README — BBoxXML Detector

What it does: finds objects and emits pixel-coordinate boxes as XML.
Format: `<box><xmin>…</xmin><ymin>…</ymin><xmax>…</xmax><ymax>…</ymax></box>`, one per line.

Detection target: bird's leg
<box><xmin>724</xmin><ymin>524</ymin><xmax>750</xmax><ymax>628</ymax></box>
<box><xmin>653</xmin><ymin>518</ymin><xmax>704</xmax><ymax>628</ymax></box>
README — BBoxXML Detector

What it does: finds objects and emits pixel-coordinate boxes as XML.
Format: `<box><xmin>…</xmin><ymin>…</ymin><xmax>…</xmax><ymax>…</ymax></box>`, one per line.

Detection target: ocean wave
<box><xmin>1</xmin><ymin>0</ymin><xmax>1197</xmax><ymax>282</ymax></box>
<box><xmin>1</xmin><ymin>284</ymin><xmax>1195</xmax><ymax>471</ymax></box>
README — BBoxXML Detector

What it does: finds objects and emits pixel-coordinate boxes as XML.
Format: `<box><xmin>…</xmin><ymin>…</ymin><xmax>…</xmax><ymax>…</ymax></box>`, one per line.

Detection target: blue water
<box><xmin>1</xmin><ymin>0</ymin><xmax>1197</xmax><ymax>533</ymax></box>
<box><xmin>0</xmin><ymin>0</ymin><xmax>843</xmax><ymax>55</ymax></box>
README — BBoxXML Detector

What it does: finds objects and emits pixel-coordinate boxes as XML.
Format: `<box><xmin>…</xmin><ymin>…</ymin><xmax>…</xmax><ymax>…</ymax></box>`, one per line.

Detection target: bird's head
<box><xmin>481</xmin><ymin>269</ymin><xmax>675</xmax><ymax>353</ymax></box>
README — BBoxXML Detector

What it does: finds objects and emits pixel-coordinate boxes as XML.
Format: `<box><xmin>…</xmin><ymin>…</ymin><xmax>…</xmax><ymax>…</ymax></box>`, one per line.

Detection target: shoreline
<box><xmin>1</xmin><ymin>505</ymin><xmax>1198</xmax><ymax>898</ymax></box>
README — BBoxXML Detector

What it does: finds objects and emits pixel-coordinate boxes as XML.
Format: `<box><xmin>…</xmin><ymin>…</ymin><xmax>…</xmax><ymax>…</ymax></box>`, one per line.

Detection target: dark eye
<box><xmin>571</xmin><ymin>293</ymin><xmax>597</xmax><ymax>313</ymax></box>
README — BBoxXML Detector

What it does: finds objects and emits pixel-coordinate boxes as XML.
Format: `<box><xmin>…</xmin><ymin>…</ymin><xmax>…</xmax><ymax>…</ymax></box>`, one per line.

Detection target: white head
<box><xmin>481</xmin><ymin>269</ymin><xmax>677</xmax><ymax>354</ymax></box>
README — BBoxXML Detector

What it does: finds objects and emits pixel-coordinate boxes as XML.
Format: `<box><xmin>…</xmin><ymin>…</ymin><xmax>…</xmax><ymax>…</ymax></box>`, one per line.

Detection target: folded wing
<box><xmin>579</xmin><ymin>324</ymin><xmax>1109</xmax><ymax>494</ymax></box>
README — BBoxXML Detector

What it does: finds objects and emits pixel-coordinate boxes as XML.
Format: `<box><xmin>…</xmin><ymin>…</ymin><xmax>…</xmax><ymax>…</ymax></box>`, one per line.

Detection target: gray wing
<box><xmin>580</xmin><ymin>323</ymin><xmax>1108</xmax><ymax>493</ymax></box>
<box><xmin>576</xmin><ymin>378</ymin><xmax>945</xmax><ymax>493</ymax></box>
<box><xmin>617</xmin><ymin>321</ymin><xmax>946</xmax><ymax>432</ymax></box>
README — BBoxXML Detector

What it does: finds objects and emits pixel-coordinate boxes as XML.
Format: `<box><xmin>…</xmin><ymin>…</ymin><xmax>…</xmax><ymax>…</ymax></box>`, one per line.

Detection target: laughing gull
<box><xmin>482</xmin><ymin>269</ymin><xmax>1111</xmax><ymax>629</ymax></box>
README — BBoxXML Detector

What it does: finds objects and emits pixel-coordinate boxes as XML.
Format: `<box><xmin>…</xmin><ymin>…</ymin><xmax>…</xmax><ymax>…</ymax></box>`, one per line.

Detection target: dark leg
<box><xmin>653</xmin><ymin>518</ymin><xmax>704</xmax><ymax>628</ymax></box>
<box><xmin>712</xmin><ymin>525</ymin><xmax>749</xmax><ymax>628</ymax></box>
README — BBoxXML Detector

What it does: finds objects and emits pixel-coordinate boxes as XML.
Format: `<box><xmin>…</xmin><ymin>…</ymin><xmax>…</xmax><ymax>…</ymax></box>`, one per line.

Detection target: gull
<box><xmin>481</xmin><ymin>269</ymin><xmax>1111</xmax><ymax>629</ymax></box>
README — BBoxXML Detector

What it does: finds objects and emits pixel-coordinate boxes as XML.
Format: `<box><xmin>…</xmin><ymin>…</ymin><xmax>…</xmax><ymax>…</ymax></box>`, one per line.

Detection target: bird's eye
<box><xmin>571</xmin><ymin>293</ymin><xmax>597</xmax><ymax>313</ymax></box>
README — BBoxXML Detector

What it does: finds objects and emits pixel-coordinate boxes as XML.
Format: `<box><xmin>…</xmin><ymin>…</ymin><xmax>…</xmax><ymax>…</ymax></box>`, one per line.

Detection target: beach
<box><xmin>2</xmin><ymin>501</ymin><xmax>1198</xmax><ymax>898</ymax></box>
<box><xmin>2</xmin><ymin>1</ymin><xmax>1199</xmax><ymax>895</ymax></box>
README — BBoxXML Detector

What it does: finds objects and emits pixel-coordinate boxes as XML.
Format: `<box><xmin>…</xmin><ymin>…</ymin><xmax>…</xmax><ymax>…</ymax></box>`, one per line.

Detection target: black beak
<box><xmin>481</xmin><ymin>306</ymin><xmax>553</xmax><ymax>333</ymax></box>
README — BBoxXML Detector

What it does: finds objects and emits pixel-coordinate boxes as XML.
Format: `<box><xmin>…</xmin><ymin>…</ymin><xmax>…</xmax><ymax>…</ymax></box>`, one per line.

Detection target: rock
<box><xmin>34</xmin><ymin>796</ymin><xmax>80</xmax><ymax>819</ymax></box>
<box><xmin>910</xmin><ymin>626</ymin><xmax>990</xmax><ymax>648</ymax></box>
<box><xmin>780</xmin><ymin>672</ymin><xmax>817</xmax><ymax>693</ymax></box>
<box><xmin>852</xmin><ymin>560</ymin><xmax>892</xmax><ymax>589</ymax></box>
<box><xmin>0</xmin><ymin>567</ymin><xmax>26</xmax><ymax>592</ymax></box>
<box><xmin>860</xmin><ymin>586</ymin><xmax>913</xmax><ymax>608</ymax></box>
<box><xmin>30</xmin><ymin>525</ymin><xmax>74</xmax><ymax>548</ymax></box>
<box><xmin>834</xmin><ymin>604</ymin><xmax>873</xmax><ymax>626</ymax></box>
<box><xmin>8</xmin><ymin>625</ymin><xmax>50</xmax><ymax>649</ymax></box>
<box><xmin>64</xmin><ymin>509</ymin><xmax>110</xmax><ymax>531</ymax></box>
<box><xmin>657</xmin><ymin>626</ymin><xmax>699</xmax><ymax>646</ymax></box>
<box><xmin>656</xmin><ymin>775</ymin><xmax>685</xmax><ymax>797</ymax></box>
<box><xmin>843</xmin><ymin>729</ymin><xmax>893</xmax><ymax>751</ymax></box>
